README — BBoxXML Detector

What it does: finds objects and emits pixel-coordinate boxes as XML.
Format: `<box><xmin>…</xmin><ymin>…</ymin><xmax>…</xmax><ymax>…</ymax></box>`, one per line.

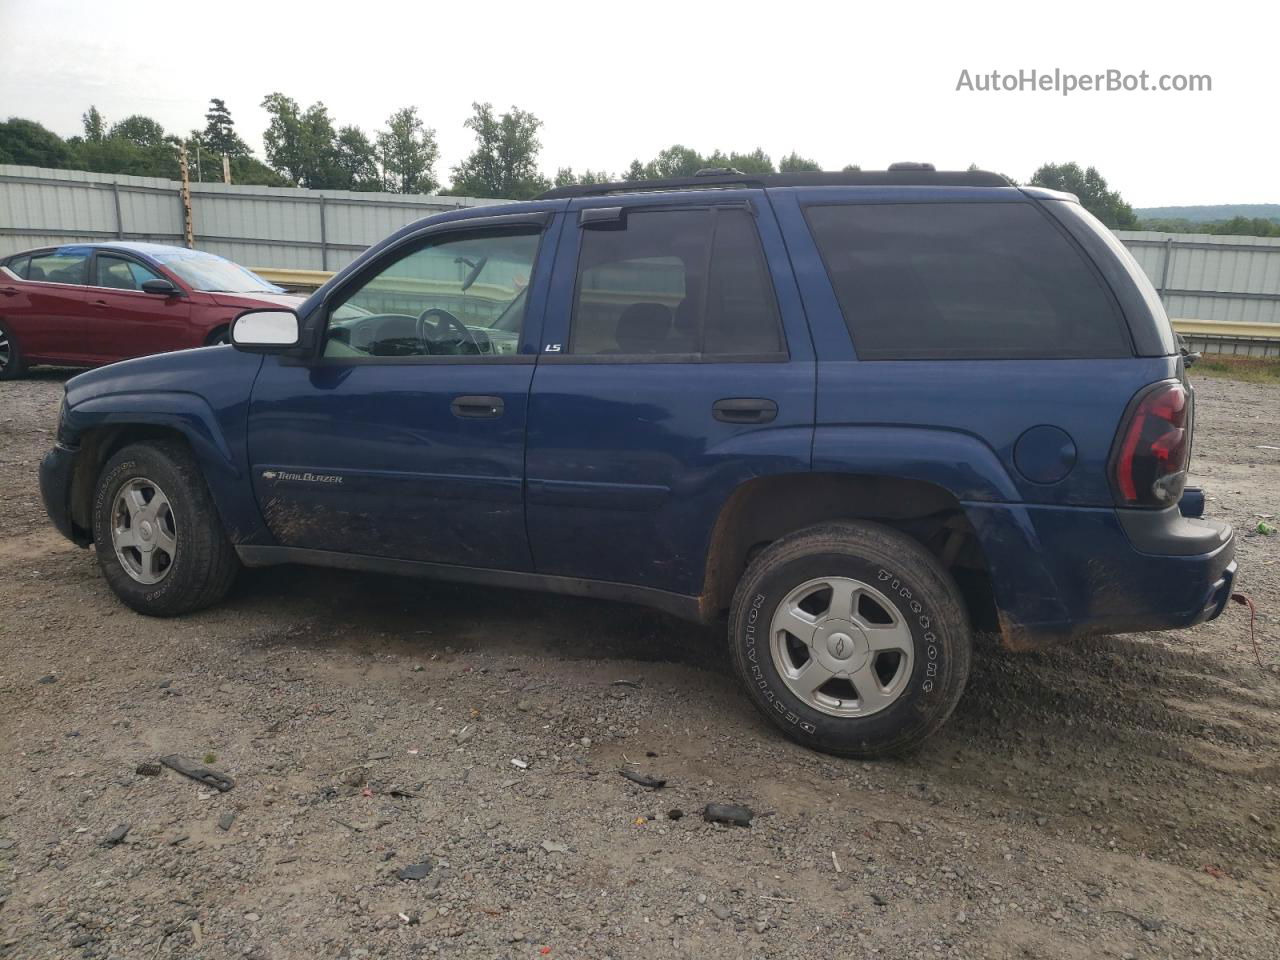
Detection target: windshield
<box><xmin>153</xmin><ymin>252</ymin><xmax>282</xmax><ymax>294</ymax></box>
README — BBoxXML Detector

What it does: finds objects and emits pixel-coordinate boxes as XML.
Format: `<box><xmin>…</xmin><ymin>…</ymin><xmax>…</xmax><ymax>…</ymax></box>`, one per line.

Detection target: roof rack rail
<box><xmin>537</xmin><ymin>168</ymin><xmax>1009</xmax><ymax>200</ymax></box>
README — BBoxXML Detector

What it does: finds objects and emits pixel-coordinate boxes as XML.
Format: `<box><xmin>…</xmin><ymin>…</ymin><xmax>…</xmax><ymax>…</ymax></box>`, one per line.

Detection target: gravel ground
<box><xmin>1</xmin><ymin>368</ymin><xmax>1278</xmax><ymax>960</ymax></box>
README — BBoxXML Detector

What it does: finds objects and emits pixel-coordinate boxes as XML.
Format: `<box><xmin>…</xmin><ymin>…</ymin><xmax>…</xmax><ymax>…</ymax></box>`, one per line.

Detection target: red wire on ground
<box><xmin>1230</xmin><ymin>593</ymin><xmax>1262</xmax><ymax>669</ymax></box>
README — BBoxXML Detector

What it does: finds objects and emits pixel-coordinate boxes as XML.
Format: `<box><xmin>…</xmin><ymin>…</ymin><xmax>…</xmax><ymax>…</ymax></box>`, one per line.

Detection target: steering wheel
<box><xmin>417</xmin><ymin>307</ymin><xmax>484</xmax><ymax>355</ymax></box>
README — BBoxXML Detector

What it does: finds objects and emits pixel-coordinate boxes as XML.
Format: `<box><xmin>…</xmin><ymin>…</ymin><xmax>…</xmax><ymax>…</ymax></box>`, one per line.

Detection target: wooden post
<box><xmin>222</xmin><ymin>154</ymin><xmax>231</xmax><ymax>185</ymax></box>
<box><xmin>178</xmin><ymin>145</ymin><xmax>195</xmax><ymax>249</ymax></box>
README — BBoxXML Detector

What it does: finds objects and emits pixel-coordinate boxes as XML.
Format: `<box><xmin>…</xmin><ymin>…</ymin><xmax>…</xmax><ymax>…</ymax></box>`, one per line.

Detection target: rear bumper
<box><xmin>39</xmin><ymin>443</ymin><xmax>89</xmax><ymax>546</ymax></box>
<box><xmin>964</xmin><ymin>493</ymin><xmax>1235</xmax><ymax>649</ymax></box>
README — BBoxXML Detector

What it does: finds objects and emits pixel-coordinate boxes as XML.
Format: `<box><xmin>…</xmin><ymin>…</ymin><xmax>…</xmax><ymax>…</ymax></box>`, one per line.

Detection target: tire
<box><xmin>91</xmin><ymin>440</ymin><xmax>239</xmax><ymax>616</ymax></box>
<box><xmin>206</xmin><ymin>327</ymin><xmax>230</xmax><ymax>346</ymax></box>
<box><xmin>0</xmin><ymin>319</ymin><xmax>27</xmax><ymax>380</ymax></box>
<box><xmin>728</xmin><ymin>520</ymin><xmax>971</xmax><ymax>759</ymax></box>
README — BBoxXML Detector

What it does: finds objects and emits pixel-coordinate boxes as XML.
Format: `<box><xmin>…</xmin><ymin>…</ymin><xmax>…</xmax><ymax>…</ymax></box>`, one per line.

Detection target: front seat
<box><xmin>612</xmin><ymin>301</ymin><xmax>673</xmax><ymax>354</ymax></box>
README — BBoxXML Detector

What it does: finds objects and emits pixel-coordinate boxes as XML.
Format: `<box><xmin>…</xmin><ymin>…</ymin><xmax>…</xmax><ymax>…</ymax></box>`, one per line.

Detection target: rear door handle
<box><xmin>0</xmin><ymin>286</ymin><xmax>17</xmax><ymax>297</ymax></box>
<box><xmin>92</xmin><ymin>299</ymin><xmax>110</xmax><ymax>308</ymax></box>
<box><xmin>451</xmin><ymin>395</ymin><xmax>504</xmax><ymax>419</ymax></box>
<box><xmin>712</xmin><ymin>397</ymin><xmax>778</xmax><ymax>424</ymax></box>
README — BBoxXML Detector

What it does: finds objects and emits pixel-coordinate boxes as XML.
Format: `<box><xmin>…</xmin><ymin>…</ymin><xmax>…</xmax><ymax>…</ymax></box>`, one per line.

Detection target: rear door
<box><xmin>524</xmin><ymin>192</ymin><xmax>816</xmax><ymax>598</ymax></box>
<box><xmin>8</xmin><ymin>247</ymin><xmax>96</xmax><ymax>362</ymax></box>
<box><xmin>87</xmin><ymin>252</ymin><xmax>192</xmax><ymax>361</ymax></box>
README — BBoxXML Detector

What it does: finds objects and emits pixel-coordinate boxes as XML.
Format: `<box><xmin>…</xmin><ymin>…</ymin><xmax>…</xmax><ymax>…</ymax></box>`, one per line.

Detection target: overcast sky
<box><xmin>0</xmin><ymin>0</ymin><xmax>1273</xmax><ymax>207</ymax></box>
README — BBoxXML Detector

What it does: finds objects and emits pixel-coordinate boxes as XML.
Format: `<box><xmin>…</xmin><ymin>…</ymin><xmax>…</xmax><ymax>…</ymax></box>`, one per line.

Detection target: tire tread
<box><xmin>728</xmin><ymin>520</ymin><xmax>972</xmax><ymax>759</ymax></box>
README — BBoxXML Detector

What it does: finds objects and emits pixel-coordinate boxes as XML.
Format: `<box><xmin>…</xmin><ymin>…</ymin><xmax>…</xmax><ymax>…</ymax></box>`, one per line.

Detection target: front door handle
<box><xmin>713</xmin><ymin>397</ymin><xmax>778</xmax><ymax>424</ymax></box>
<box><xmin>451</xmin><ymin>395</ymin><xmax>504</xmax><ymax>419</ymax></box>
<box><xmin>92</xmin><ymin>299</ymin><xmax>110</xmax><ymax>308</ymax></box>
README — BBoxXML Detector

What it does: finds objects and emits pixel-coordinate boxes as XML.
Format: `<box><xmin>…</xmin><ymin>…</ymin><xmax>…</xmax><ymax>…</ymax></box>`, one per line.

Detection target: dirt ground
<box><xmin>1</xmin><ymin>368</ymin><xmax>1278</xmax><ymax>960</ymax></box>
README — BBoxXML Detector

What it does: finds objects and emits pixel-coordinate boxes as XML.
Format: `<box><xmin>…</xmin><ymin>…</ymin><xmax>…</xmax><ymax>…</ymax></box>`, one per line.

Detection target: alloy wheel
<box><xmin>110</xmin><ymin>477</ymin><xmax>178</xmax><ymax>584</ymax></box>
<box><xmin>769</xmin><ymin>576</ymin><xmax>914</xmax><ymax>718</ymax></box>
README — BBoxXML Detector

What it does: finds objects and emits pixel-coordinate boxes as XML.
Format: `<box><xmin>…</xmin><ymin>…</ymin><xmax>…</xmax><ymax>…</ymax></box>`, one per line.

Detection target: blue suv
<box><xmin>39</xmin><ymin>167</ymin><xmax>1236</xmax><ymax>758</ymax></box>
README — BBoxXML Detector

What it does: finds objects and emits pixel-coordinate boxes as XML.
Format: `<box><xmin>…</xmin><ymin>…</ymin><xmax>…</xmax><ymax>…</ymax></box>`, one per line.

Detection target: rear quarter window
<box><xmin>804</xmin><ymin>202</ymin><xmax>1131</xmax><ymax>360</ymax></box>
<box><xmin>4</xmin><ymin>255</ymin><xmax>31</xmax><ymax>279</ymax></box>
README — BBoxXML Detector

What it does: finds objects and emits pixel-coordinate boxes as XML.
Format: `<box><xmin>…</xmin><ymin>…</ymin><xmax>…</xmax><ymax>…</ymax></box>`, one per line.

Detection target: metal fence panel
<box><xmin>1115</xmin><ymin>230</ymin><xmax>1280</xmax><ymax>328</ymax></box>
<box><xmin>0</xmin><ymin>165</ymin><xmax>501</xmax><ymax>269</ymax></box>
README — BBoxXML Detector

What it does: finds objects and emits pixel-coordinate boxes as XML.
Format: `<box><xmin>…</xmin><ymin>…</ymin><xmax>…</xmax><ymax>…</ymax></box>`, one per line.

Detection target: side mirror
<box><xmin>231</xmin><ymin>308</ymin><xmax>300</xmax><ymax>353</ymax></box>
<box><xmin>141</xmin><ymin>278</ymin><xmax>181</xmax><ymax>297</ymax></box>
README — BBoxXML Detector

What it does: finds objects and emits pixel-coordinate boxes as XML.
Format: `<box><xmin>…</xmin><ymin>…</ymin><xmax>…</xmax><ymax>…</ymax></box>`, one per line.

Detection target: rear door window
<box><xmin>27</xmin><ymin>250</ymin><xmax>89</xmax><ymax>286</ymax></box>
<box><xmin>3</xmin><ymin>255</ymin><xmax>30</xmax><ymax>279</ymax></box>
<box><xmin>804</xmin><ymin>202</ymin><xmax>1130</xmax><ymax>360</ymax></box>
<box><xmin>570</xmin><ymin>206</ymin><xmax>785</xmax><ymax>359</ymax></box>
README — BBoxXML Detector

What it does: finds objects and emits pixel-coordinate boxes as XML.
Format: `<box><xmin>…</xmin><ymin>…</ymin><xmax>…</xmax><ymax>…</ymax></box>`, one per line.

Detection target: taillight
<box><xmin>1111</xmin><ymin>380</ymin><xmax>1192</xmax><ymax>507</ymax></box>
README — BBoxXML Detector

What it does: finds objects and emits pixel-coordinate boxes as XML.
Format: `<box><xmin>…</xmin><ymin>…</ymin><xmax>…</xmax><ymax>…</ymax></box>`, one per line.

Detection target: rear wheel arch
<box><xmin>727</xmin><ymin>518</ymin><xmax>972</xmax><ymax>757</ymax></box>
<box><xmin>204</xmin><ymin>324</ymin><xmax>231</xmax><ymax>346</ymax></box>
<box><xmin>701</xmin><ymin>472</ymin><xmax>996</xmax><ymax>627</ymax></box>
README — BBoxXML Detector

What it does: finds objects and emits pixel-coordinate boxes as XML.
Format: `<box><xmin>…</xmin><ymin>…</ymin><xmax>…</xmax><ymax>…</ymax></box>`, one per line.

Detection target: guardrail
<box><xmin>1172</xmin><ymin>319</ymin><xmax>1280</xmax><ymax>358</ymax></box>
<box><xmin>254</xmin><ymin>267</ymin><xmax>333</xmax><ymax>290</ymax></box>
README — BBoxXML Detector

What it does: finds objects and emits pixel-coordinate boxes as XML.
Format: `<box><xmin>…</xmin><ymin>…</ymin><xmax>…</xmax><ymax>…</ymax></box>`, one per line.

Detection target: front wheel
<box><xmin>91</xmin><ymin>440</ymin><xmax>239</xmax><ymax>616</ymax></box>
<box><xmin>728</xmin><ymin>520</ymin><xmax>972</xmax><ymax>759</ymax></box>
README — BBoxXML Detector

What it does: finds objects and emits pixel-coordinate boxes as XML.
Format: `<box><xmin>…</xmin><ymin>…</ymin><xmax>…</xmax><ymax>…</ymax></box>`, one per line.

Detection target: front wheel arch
<box><xmin>69</xmin><ymin>425</ymin><xmax>196</xmax><ymax>537</ymax></box>
<box><xmin>91</xmin><ymin>438</ymin><xmax>239</xmax><ymax>615</ymax></box>
<box><xmin>0</xmin><ymin>317</ymin><xmax>27</xmax><ymax>380</ymax></box>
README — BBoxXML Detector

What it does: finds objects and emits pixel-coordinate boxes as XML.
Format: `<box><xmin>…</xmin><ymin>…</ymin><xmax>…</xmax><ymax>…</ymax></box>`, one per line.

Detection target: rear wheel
<box><xmin>728</xmin><ymin>520</ymin><xmax>971</xmax><ymax>758</ymax></box>
<box><xmin>206</xmin><ymin>326</ymin><xmax>230</xmax><ymax>346</ymax></box>
<box><xmin>91</xmin><ymin>440</ymin><xmax>239</xmax><ymax>616</ymax></box>
<box><xmin>0</xmin><ymin>320</ymin><xmax>27</xmax><ymax>380</ymax></box>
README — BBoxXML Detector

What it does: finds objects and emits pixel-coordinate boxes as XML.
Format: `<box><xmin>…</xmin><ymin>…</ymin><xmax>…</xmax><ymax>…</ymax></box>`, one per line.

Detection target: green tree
<box><xmin>260</xmin><ymin>92</ymin><xmax>344</xmax><ymax>188</ymax></box>
<box><xmin>968</xmin><ymin>162</ymin><xmax>1017</xmax><ymax>184</ymax></box>
<box><xmin>69</xmin><ymin>110</ymin><xmax>179</xmax><ymax>178</ymax></box>
<box><xmin>841</xmin><ymin>163</ymin><xmax>862</xmax><ymax>172</ymax></box>
<box><xmin>0</xmin><ymin>118</ymin><xmax>74</xmax><ymax>167</ymax></box>
<box><xmin>623</xmin><ymin>159</ymin><xmax>648</xmax><ymax>181</ymax></box>
<box><xmin>70</xmin><ymin>136</ymin><xmax>165</xmax><ymax>177</ymax></box>
<box><xmin>779</xmin><ymin>152</ymin><xmax>821</xmax><ymax>172</ymax></box>
<box><xmin>1029</xmin><ymin>162</ymin><xmax>1136</xmax><ymax>228</ymax></box>
<box><xmin>81</xmin><ymin>106</ymin><xmax>107</xmax><ymax>142</ymax></box>
<box><xmin>449</xmin><ymin>103</ymin><xmax>549</xmax><ymax>199</ymax></box>
<box><xmin>553</xmin><ymin>167</ymin><xmax>611</xmax><ymax>187</ymax></box>
<box><xmin>376</xmin><ymin>107</ymin><xmax>438</xmax><ymax>194</ymax></box>
<box><xmin>701</xmin><ymin>148</ymin><xmax>774</xmax><ymax>173</ymax></box>
<box><xmin>202</xmin><ymin>98</ymin><xmax>251</xmax><ymax>158</ymax></box>
<box><xmin>334</xmin><ymin>126</ymin><xmax>382</xmax><ymax>192</ymax></box>
<box><xmin>727</xmin><ymin>148</ymin><xmax>774</xmax><ymax>174</ymax></box>
<box><xmin>227</xmin><ymin>155</ymin><xmax>288</xmax><ymax>187</ymax></box>
<box><xmin>644</xmin><ymin>144</ymin><xmax>704</xmax><ymax>179</ymax></box>
<box><xmin>109</xmin><ymin>115</ymin><xmax>168</xmax><ymax>148</ymax></box>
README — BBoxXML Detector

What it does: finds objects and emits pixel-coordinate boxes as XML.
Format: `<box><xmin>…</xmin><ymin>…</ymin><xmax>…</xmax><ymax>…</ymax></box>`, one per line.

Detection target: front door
<box><xmin>525</xmin><ymin>194</ymin><xmax>816</xmax><ymax>598</ymax></box>
<box><xmin>245</xmin><ymin>215</ymin><xmax>555</xmax><ymax>570</ymax></box>
<box><xmin>86</xmin><ymin>252</ymin><xmax>191</xmax><ymax>362</ymax></box>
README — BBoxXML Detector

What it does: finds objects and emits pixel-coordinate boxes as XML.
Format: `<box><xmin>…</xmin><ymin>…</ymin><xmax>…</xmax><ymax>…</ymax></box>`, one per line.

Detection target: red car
<box><xmin>0</xmin><ymin>242</ymin><xmax>305</xmax><ymax>379</ymax></box>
